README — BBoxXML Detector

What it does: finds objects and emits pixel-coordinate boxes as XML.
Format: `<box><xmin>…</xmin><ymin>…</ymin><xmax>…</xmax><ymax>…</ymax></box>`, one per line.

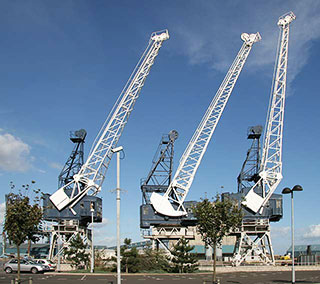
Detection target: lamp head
<box><xmin>282</xmin><ymin>187</ymin><xmax>292</xmax><ymax>194</ymax></box>
<box><xmin>112</xmin><ymin>146</ymin><xmax>124</xmax><ymax>153</ymax></box>
<box><xmin>292</xmin><ymin>185</ymin><xmax>303</xmax><ymax>192</ymax></box>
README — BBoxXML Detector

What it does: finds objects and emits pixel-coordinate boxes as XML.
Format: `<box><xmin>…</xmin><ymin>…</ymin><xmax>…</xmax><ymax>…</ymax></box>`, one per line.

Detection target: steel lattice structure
<box><xmin>151</xmin><ymin>32</ymin><xmax>261</xmax><ymax>217</ymax></box>
<box><xmin>243</xmin><ymin>12</ymin><xmax>295</xmax><ymax>213</ymax></box>
<box><xmin>50</xmin><ymin>30</ymin><xmax>169</xmax><ymax>212</ymax></box>
<box><xmin>237</xmin><ymin>125</ymin><xmax>262</xmax><ymax>193</ymax></box>
<box><xmin>58</xmin><ymin>129</ymin><xmax>87</xmax><ymax>189</ymax></box>
<box><xmin>141</xmin><ymin>130</ymin><xmax>178</xmax><ymax>205</ymax></box>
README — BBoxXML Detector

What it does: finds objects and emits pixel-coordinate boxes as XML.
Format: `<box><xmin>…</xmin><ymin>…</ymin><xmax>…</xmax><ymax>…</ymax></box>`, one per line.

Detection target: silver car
<box><xmin>4</xmin><ymin>259</ymin><xmax>48</xmax><ymax>274</ymax></box>
<box><xmin>34</xmin><ymin>259</ymin><xmax>56</xmax><ymax>271</ymax></box>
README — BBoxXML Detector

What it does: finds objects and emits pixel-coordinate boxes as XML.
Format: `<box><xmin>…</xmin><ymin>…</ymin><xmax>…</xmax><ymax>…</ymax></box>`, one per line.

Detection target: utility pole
<box><xmin>112</xmin><ymin>146</ymin><xmax>124</xmax><ymax>284</ymax></box>
<box><xmin>57</xmin><ymin>221</ymin><xmax>61</xmax><ymax>272</ymax></box>
<box><xmin>282</xmin><ymin>185</ymin><xmax>303</xmax><ymax>284</ymax></box>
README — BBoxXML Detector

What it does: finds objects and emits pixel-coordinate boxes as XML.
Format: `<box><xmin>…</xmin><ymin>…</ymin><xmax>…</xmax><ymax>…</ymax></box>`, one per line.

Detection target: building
<box><xmin>286</xmin><ymin>244</ymin><xmax>320</xmax><ymax>264</ymax></box>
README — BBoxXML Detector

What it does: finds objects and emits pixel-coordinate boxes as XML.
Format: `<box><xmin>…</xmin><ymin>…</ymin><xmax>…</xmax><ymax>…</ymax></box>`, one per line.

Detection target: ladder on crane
<box><xmin>49</xmin><ymin>30</ymin><xmax>169</xmax><ymax>213</ymax></box>
<box><xmin>150</xmin><ymin>32</ymin><xmax>261</xmax><ymax>217</ymax></box>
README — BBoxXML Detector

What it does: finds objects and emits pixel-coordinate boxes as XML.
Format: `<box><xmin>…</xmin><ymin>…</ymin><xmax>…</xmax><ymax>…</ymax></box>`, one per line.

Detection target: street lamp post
<box><xmin>57</xmin><ymin>221</ymin><xmax>61</xmax><ymax>272</ymax></box>
<box><xmin>282</xmin><ymin>185</ymin><xmax>303</xmax><ymax>284</ymax></box>
<box><xmin>112</xmin><ymin>146</ymin><xmax>124</xmax><ymax>284</ymax></box>
<box><xmin>90</xmin><ymin>202</ymin><xmax>95</xmax><ymax>273</ymax></box>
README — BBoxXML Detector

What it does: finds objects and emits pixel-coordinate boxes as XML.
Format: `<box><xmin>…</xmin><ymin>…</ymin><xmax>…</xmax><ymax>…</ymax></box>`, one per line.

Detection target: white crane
<box><xmin>50</xmin><ymin>30</ymin><xmax>169</xmax><ymax>213</ymax></box>
<box><xmin>150</xmin><ymin>32</ymin><xmax>261</xmax><ymax>217</ymax></box>
<box><xmin>243</xmin><ymin>12</ymin><xmax>295</xmax><ymax>214</ymax></box>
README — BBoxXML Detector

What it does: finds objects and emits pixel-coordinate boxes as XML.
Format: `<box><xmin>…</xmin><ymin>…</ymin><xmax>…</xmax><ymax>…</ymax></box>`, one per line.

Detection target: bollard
<box><xmin>11</xmin><ymin>280</ymin><xmax>14</xmax><ymax>284</ymax></box>
<box><xmin>29</xmin><ymin>277</ymin><xmax>33</xmax><ymax>284</ymax></box>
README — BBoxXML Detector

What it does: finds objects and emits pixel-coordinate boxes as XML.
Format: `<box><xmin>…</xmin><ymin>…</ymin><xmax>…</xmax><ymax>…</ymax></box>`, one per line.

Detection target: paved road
<box><xmin>1</xmin><ymin>271</ymin><xmax>320</xmax><ymax>284</ymax></box>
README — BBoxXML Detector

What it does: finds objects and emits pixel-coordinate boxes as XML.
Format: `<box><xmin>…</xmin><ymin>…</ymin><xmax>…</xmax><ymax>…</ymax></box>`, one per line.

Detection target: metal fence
<box><xmin>297</xmin><ymin>255</ymin><xmax>320</xmax><ymax>265</ymax></box>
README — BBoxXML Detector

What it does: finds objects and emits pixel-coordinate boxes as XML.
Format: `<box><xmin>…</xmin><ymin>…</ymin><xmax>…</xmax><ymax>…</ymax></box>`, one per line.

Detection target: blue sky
<box><xmin>1</xmin><ymin>0</ymin><xmax>320</xmax><ymax>254</ymax></box>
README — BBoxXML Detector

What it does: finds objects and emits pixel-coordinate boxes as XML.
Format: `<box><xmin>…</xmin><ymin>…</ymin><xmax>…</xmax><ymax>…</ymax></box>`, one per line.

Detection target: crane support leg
<box><xmin>231</xmin><ymin>219</ymin><xmax>275</xmax><ymax>266</ymax></box>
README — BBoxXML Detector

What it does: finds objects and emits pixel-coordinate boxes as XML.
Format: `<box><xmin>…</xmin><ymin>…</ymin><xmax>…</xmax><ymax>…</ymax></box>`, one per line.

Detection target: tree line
<box><xmin>3</xmin><ymin>181</ymin><xmax>243</xmax><ymax>284</ymax></box>
<box><xmin>64</xmin><ymin>235</ymin><xmax>199</xmax><ymax>273</ymax></box>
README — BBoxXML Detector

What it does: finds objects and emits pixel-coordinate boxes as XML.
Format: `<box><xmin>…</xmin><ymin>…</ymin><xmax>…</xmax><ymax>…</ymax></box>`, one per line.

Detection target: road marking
<box><xmin>81</xmin><ymin>275</ymin><xmax>86</xmax><ymax>280</ymax></box>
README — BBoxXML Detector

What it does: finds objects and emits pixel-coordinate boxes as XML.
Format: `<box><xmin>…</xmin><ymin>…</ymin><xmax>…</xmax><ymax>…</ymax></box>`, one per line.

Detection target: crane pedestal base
<box><xmin>46</xmin><ymin>219</ymin><xmax>92</xmax><ymax>261</ymax></box>
<box><xmin>230</xmin><ymin>219</ymin><xmax>275</xmax><ymax>266</ymax></box>
<box><xmin>142</xmin><ymin>226</ymin><xmax>196</xmax><ymax>256</ymax></box>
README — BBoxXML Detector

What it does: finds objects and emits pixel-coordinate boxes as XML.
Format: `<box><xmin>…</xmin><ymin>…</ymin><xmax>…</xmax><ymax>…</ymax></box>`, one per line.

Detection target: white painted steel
<box><xmin>151</xmin><ymin>32</ymin><xmax>261</xmax><ymax>217</ymax></box>
<box><xmin>243</xmin><ymin>12</ymin><xmax>295</xmax><ymax>213</ymax></box>
<box><xmin>50</xmin><ymin>30</ymin><xmax>169</xmax><ymax>211</ymax></box>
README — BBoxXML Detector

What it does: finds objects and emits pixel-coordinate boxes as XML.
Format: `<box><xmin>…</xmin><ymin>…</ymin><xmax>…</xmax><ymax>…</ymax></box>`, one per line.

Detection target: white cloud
<box><xmin>303</xmin><ymin>224</ymin><xmax>320</xmax><ymax>239</ymax></box>
<box><xmin>0</xmin><ymin>133</ymin><xmax>32</xmax><ymax>172</ymax></box>
<box><xmin>90</xmin><ymin>218</ymin><xmax>113</xmax><ymax>246</ymax></box>
<box><xmin>89</xmin><ymin>218</ymin><xmax>109</xmax><ymax>230</ymax></box>
<box><xmin>49</xmin><ymin>162</ymin><xmax>63</xmax><ymax>170</ymax></box>
<box><xmin>94</xmin><ymin>218</ymin><xmax>109</xmax><ymax>228</ymax></box>
<box><xmin>95</xmin><ymin>236</ymin><xmax>116</xmax><ymax>247</ymax></box>
<box><xmin>271</xmin><ymin>226</ymin><xmax>290</xmax><ymax>237</ymax></box>
<box><xmin>170</xmin><ymin>1</ymin><xmax>320</xmax><ymax>93</ymax></box>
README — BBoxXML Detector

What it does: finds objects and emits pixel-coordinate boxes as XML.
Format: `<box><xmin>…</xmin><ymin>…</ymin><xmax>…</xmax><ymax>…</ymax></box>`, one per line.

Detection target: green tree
<box><xmin>63</xmin><ymin>233</ymin><xmax>90</xmax><ymax>270</ymax></box>
<box><xmin>111</xmin><ymin>238</ymin><xmax>145</xmax><ymax>273</ymax></box>
<box><xmin>94</xmin><ymin>249</ymin><xmax>108</xmax><ymax>271</ymax></box>
<box><xmin>120</xmin><ymin>238</ymin><xmax>140</xmax><ymax>273</ymax></box>
<box><xmin>193</xmin><ymin>195</ymin><xmax>243</xmax><ymax>283</ymax></box>
<box><xmin>170</xmin><ymin>237</ymin><xmax>198</xmax><ymax>273</ymax></box>
<box><xmin>139</xmin><ymin>246</ymin><xmax>170</xmax><ymax>272</ymax></box>
<box><xmin>3</xmin><ymin>181</ymin><xmax>43</xmax><ymax>282</ymax></box>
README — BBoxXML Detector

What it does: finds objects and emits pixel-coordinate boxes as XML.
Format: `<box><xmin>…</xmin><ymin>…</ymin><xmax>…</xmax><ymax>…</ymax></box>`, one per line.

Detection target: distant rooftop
<box><xmin>286</xmin><ymin>244</ymin><xmax>320</xmax><ymax>254</ymax></box>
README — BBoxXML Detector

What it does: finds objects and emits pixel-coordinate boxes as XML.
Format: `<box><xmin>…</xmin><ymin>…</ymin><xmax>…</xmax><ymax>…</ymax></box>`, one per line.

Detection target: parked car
<box><xmin>3</xmin><ymin>259</ymin><xmax>49</xmax><ymax>274</ymax></box>
<box><xmin>34</xmin><ymin>259</ymin><xmax>56</xmax><ymax>271</ymax></box>
<box><xmin>0</xmin><ymin>254</ymin><xmax>15</xmax><ymax>260</ymax></box>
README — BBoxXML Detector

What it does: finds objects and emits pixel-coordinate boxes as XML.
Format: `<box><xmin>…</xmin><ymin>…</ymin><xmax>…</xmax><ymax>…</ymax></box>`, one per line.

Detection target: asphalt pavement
<box><xmin>1</xmin><ymin>270</ymin><xmax>320</xmax><ymax>284</ymax></box>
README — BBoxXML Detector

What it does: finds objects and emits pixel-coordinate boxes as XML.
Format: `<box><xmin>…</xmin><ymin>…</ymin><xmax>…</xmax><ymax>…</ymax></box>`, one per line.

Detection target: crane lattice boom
<box><xmin>50</xmin><ymin>30</ymin><xmax>169</xmax><ymax>212</ymax></box>
<box><xmin>150</xmin><ymin>32</ymin><xmax>261</xmax><ymax>217</ymax></box>
<box><xmin>243</xmin><ymin>12</ymin><xmax>295</xmax><ymax>213</ymax></box>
